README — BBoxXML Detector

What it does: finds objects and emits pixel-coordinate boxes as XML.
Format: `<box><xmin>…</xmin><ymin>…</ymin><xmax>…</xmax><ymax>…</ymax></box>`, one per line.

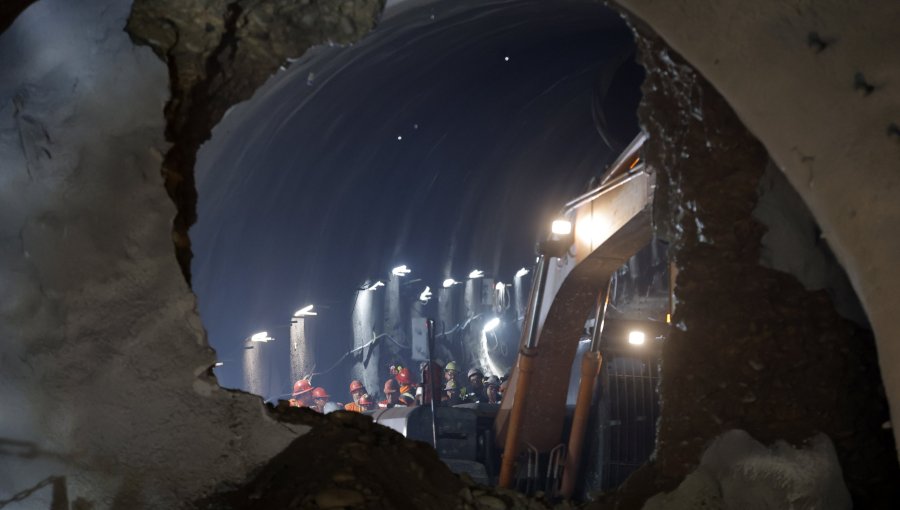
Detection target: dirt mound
<box><xmin>196</xmin><ymin>404</ymin><xmax>569</xmax><ymax>510</ymax></box>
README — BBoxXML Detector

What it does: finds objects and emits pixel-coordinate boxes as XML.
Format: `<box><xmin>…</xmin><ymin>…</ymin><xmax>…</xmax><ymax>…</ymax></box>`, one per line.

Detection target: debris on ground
<box><xmin>196</xmin><ymin>403</ymin><xmax>575</xmax><ymax>510</ymax></box>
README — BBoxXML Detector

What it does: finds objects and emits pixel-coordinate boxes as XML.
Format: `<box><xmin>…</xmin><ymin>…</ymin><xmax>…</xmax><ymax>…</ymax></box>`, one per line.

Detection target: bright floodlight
<box><xmin>469</xmin><ymin>269</ymin><xmax>484</xmax><ymax>279</ymax></box>
<box><xmin>480</xmin><ymin>331</ymin><xmax>501</xmax><ymax>377</ymax></box>
<box><xmin>366</xmin><ymin>280</ymin><xmax>385</xmax><ymax>291</ymax></box>
<box><xmin>515</xmin><ymin>267</ymin><xmax>529</xmax><ymax>278</ymax></box>
<box><xmin>442</xmin><ymin>278</ymin><xmax>458</xmax><ymax>288</ymax></box>
<box><xmin>293</xmin><ymin>304</ymin><xmax>317</xmax><ymax>317</ymax></box>
<box><xmin>628</xmin><ymin>331</ymin><xmax>646</xmax><ymax>346</ymax></box>
<box><xmin>250</xmin><ymin>331</ymin><xmax>273</xmax><ymax>342</ymax></box>
<box><xmin>551</xmin><ymin>219</ymin><xmax>572</xmax><ymax>236</ymax></box>
<box><xmin>495</xmin><ymin>282</ymin><xmax>505</xmax><ymax>291</ymax></box>
<box><xmin>483</xmin><ymin>317</ymin><xmax>501</xmax><ymax>332</ymax></box>
<box><xmin>419</xmin><ymin>286</ymin><xmax>433</xmax><ymax>303</ymax></box>
<box><xmin>392</xmin><ymin>265</ymin><xmax>411</xmax><ymax>276</ymax></box>
<box><xmin>214</xmin><ymin>362</ymin><xmax>224</xmax><ymax>367</ymax></box>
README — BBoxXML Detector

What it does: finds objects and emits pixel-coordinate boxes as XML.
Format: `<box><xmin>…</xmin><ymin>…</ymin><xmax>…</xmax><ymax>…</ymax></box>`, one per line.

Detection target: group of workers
<box><xmin>288</xmin><ymin>360</ymin><xmax>507</xmax><ymax>413</ymax></box>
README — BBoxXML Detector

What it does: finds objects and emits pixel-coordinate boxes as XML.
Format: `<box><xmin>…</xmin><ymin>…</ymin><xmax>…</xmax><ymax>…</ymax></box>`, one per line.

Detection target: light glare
<box><xmin>515</xmin><ymin>267</ymin><xmax>529</xmax><ymax>278</ymax></box>
<box><xmin>391</xmin><ymin>265</ymin><xmax>411</xmax><ymax>276</ymax></box>
<box><xmin>294</xmin><ymin>304</ymin><xmax>317</xmax><ymax>317</ymax></box>
<box><xmin>628</xmin><ymin>331</ymin><xmax>646</xmax><ymax>346</ymax></box>
<box><xmin>480</xmin><ymin>331</ymin><xmax>502</xmax><ymax>377</ymax></box>
<box><xmin>419</xmin><ymin>286</ymin><xmax>433</xmax><ymax>303</ymax></box>
<box><xmin>250</xmin><ymin>331</ymin><xmax>273</xmax><ymax>342</ymax></box>
<box><xmin>442</xmin><ymin>278</ymin><xmax>458</xmax><ymax>288</ymax></box>
<box><xmin>483</xmin><ymin>317</ymin><xmax>501</xmax><ymax>332</ymax></box>
<box><xmin>469</xmin><ymin>269</ymin><xmax>484</xmax><ymax>279</ymax></box>
<box><xmin>551</xmin><ymin>219</ymin><xmax>572</xmax><ymax>236</ymax></box>
<box><xmin>576</xmin><ymin>212</ymin><xmax>612</xmax><ymax>249</ymax></box>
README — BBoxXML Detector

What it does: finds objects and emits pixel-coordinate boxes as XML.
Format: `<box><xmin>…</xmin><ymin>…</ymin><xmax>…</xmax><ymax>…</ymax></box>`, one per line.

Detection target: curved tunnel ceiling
<box><xmin>191</xmin><ymin>0</ymin><xmax>642</xmax><ymax>392</ymax></box>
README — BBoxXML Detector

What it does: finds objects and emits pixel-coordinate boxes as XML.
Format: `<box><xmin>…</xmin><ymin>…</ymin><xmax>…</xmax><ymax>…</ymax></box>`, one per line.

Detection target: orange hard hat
<box><xmin>293</xmin><ymin>379</ymin><xmax>313</xmax><ymax>395</ymax></box>
<box><xmin>396</xmin><ymin>368</ymin><xmax>413</xmax><ymax>385</ymax></box>
<box><xmin>349</xmin><ymin>380</ymin><xmax>365</xmax><ymax>394</ymax></box>
<box><xmin>312</xmin><ymin>387</ymin><xmax>329</xmax><ymax>399</ymax></box>
<box><xmin>383</xmin><ymin>379</ymin><xmax>399</xmax><ymax>393</ymax></box>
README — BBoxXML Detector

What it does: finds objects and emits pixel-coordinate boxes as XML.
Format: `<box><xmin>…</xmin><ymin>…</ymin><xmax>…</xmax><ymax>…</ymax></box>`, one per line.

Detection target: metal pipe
<box><xmin>498</xmin><ymin>254</ymin><xmax>550</xmax><ymax>488</ymax></box>
<box><xmin>600</xmin><ymin>131</ymin><xmax>648</xmax><ymax>186</ymax></box>
<box><xmin>563</xmin><ymin>167</ymin><xmax>647</xmax><ymax>215</ymax></box>
<box><xmin>426</xmin><ymin>318</ymin><xmax>438</xmax><ymax>449</ymax></box>
<box><xmin>524</xmin><ymin>254</ymin><xmax>550</xmax><ymax>350</ymax></box>
<box><xmin>560</xmin><ymin>280</ymin><xmax>612</xmax><ymax>498</ymax></box>
<box><xmin>560</xmin><ymin>351</ymin><xmax>602</xmax><ymax>498</ymax></box>
<box><xmin>591</xmin><ymin>277</ymin><xmax>614</xmax><ymax>352</ymax></box>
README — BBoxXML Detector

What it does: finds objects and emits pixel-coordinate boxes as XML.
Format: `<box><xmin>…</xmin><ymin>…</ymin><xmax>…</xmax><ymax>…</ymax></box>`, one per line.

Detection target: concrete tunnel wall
<box><xmin>614</xmin><ymin>0</ymin><xmax>900</xmax><ymax>457</ymax></box>
<box><xmin>0</xmin><ymin>0</ymin><xmax>898</xmax><ymax>507</ymax></box>
<box><xmin>0</xmin><ymin>0</ymin><xmax>381</xmax><ymax>507</ymax></box>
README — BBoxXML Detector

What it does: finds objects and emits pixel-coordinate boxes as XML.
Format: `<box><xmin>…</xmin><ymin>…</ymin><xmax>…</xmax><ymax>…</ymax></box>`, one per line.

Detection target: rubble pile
<box><xmin>197</xmin><ymin>405</ymin><xmax>572</xmax><ymax>510</ymax></box>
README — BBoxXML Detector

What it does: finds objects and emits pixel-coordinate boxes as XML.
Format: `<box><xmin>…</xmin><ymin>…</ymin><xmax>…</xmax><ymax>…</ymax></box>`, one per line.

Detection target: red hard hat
<box><xmin>312</xmin><ymin>387</ymin><xmax>329</xmax><ymax>399</ymax></box>
<box><xmin>349</xmin><ymin>380</ymin><xmax>365</xmax><ymax>394</ymax></box>
<box><xmin>383</xmin><ymin>379</ymin><xmax>398</xmax><ymax>393</ymax></box>
<box><xmin>293</xmin><ymin>379</ymin><xmax>312</xmax><ymax>395</ymax></box>
<box><xmin>396</xmin><ymin>368</ymin><xmax>413</xmax><ymax>385</ymax></box>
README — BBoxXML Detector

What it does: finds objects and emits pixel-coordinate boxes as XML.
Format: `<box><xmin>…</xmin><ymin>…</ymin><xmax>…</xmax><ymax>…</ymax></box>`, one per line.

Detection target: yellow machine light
<box><xmin>628</xmin><ymin>331</ymin><xmax>646</xmax><ymax>346</ymax></box>
<box><xmin>551</xmin><ymin>219</ymin><xmax>572</xmax><ymax>236</ymax></box>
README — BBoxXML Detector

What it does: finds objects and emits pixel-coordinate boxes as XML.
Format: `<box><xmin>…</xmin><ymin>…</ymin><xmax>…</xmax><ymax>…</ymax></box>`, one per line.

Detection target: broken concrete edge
<box><xmin>124</xmin><ymin>0</ymin><xmax>387</xmax><ymax>284</ymax></box>
<box><xmin>579</xmin><ymin>4</ymin><xmax>899</xmax><ymax>509</ymax></box>
<box><xmin>0</xmin><ymin>0</ymin><xmax>37</xmax><ymax>34</ymax></box>
<box><xmin>615</xmin><ymin>0</ymin><xmax>900</xmax><ymax>466</ymax></box>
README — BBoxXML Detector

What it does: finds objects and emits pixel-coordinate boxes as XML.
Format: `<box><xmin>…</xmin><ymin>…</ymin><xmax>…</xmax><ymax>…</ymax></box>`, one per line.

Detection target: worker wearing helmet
<box><xmin>395</xmin><ymin>367</ymin><xmax>417</xmax><ymax>395</ymax></box>
<box><xmin>465</xmin><ymin>367</ymin><xmax>486</xmax><ymax>403</ymax></box>
<box><xmin>290</xmin><ymin>379</ymin><xmax>314</xmax><ymax>408</ymax></box>
<box><xmin>442</xmin><ymin>380</ymin><xmax>463</xmax><ymax>406</ymax></box>
<box><xmin>311</xmin><ymin>387</ymin><xmax>330</xmax><ymax>413</ymax></box>
<box><xmin>379</xmin><ymin>379</ymin><xmax>402</xmax><ymax>408</ymax></box>
<box><xmin>358</xmin><ymin>394</ymin><xmax>374</xmax><ymax>411</ymax></box>
<box><xmin>445</xmin><ymin>360</ymin><xmax>466</xmax><ymax>400</ymax></box>
<box><xmin>349</xmin><ymin>380</ymin><xmax>366</xmax><ymax>403</ymax></box>
<box><xmin>444</xmin><ymin>361</ymin><xmax>459</xmax><ymax>383</ymax></box>
<box><xmin>485</xmin><ymin>375</ymin><xmax>501</xmax><ymax>404</ymax></box>
<box><xmin>344</xmin><ymin>380</ymin><xmax>367</xmax><ymax>412</ymax></box>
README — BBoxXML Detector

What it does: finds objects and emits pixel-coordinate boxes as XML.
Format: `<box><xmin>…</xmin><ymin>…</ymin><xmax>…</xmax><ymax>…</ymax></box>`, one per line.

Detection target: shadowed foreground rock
<box><xmin>198</xmin><ymin>405</ymin><xmax>571</xmax><ymax>510</ymax></box>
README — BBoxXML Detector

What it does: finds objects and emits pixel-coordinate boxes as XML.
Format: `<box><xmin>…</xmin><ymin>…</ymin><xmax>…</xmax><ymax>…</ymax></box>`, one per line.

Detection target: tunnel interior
<box><xmin>190</xmin><ymin>0</ymin><xmax>645</xmax><ymax>400</ymax></box>
<box><xmin>1</xmin><ymin>0</ymin><xmax>898</xmax><ymax>508</ymax></box>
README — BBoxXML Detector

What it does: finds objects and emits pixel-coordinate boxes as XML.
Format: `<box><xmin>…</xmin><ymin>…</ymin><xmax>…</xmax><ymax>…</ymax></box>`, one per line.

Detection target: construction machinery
<box><xmin>368</xmin><ymin>133</ymin><xmax>667</xmax><ymax>497</ymax></box>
